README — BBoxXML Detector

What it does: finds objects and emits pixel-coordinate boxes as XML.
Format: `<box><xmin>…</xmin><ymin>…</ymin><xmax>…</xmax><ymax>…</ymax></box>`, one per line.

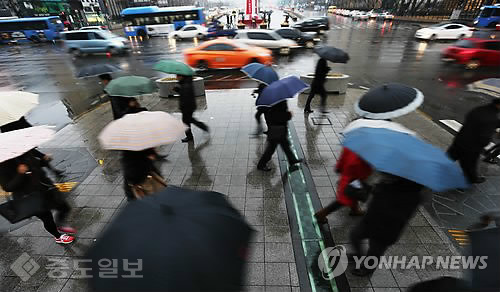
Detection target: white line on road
<box><xmin>359</xmin><ymin>86</ymin><xmax>370</xmax><ymax>90</ymax></box>
<box><xmin>439</xmin><ymin>119</ymin><xmax>462</xmax><ymax>132</ymax></box>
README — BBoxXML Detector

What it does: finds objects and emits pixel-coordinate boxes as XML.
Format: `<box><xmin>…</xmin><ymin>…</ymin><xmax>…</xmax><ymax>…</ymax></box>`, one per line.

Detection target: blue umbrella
<box><xmin>343</xmin><ymin>127</ymin><xmax>468</xmax><ymax>192</ymax></box>
<box><xmin>256</xmin><ymin>76</ymin><xmax>309</xmax><ymax>107</ymax></box>
<box><xmin>241</xmin><ymin>63</ymin><xmax>279</xmax><ymax>85</ymax></box>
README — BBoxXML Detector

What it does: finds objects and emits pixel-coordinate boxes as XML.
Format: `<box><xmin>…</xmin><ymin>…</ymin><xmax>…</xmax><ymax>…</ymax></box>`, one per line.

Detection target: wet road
<box><xmin>0</xmin><ymin>12</ymin><xmax>499</xmax><ymax>129</ymax></box>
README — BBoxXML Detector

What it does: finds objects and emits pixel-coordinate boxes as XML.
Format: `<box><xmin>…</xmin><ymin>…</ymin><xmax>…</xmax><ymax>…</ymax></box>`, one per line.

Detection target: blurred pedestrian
<box><xmin>99</xmin><ymin>73</ymin><xmax>112</xmax><ymax>86</ymax></box>
<box><xmin>304</xmin><ymin>58</ymin><xmax>330</xmax><ymax>113</ymax></box>
<box><xmin>0</xmin><ymin>152</ymin><xmax>75</xmax><ymax>244</ymax></box>
<box><xmin>253</xmin><ymin>83</ymin><xmax>267</xmax><ymax>135</ymax></box>
<box><xmin>121</xmin><ymin>149</ymin><xmax>166</xmax><ymax>201</ymax></box>
<box><xmin>314</xmin><ymin>147</ymin><xmax>372</xmax><ymax>223</ymax></box>
<box><xmin>350</xmin><ymin>174</ymin><xmax>423</xmax><ymax>276</ymax></box>
<box><xmin>447</xmin><ymin>99</ymin><xmax>500</xmax><ymax>184</ymax></box>
<box><xmin>257</xmin><ymin>100</ymin><xmax>302</xmax><ymax>171</ymax></box>
<box><xmin>1</xmin><ymin>117</ymin><xmax>64</xmax><ymax>177</ymax></box>
<box><xmin>483</xmin><ymin>132</ymin><xmax>500</xmax><ymax>164</ymax></box>
<box><xmin>175</xmin><ymin>75</ymin><xmax>209</xmax><ymax>143</ymax></box>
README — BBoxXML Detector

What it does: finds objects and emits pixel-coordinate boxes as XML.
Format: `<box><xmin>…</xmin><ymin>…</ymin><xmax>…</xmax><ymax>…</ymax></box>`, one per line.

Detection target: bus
<box><xmin>0</xmin><ymin>16</ymin><xmax>64</xmax><ymax>43</ymax></box>
<box><xmin>474</xmin><ymin>4</ymin><xmax>500</xmax><ymax>28</ymax></box>
<box><xmin>121</xmin><ymin>6</ymin><xmax>205</xmax><ymax>38</ymax></box>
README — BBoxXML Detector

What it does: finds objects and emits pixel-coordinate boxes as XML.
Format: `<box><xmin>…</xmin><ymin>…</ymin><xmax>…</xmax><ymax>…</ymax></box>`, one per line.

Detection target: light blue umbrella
<box><xmin>256</xmin><ymin>76</ymin><xmax>309</xmax><ymax>107</ymax></box>
<box><xmin>241</xmin><ymin>63</ymin><xmax>279</xmax><ymax>85</ymax></box>
<box><xmin>343</xmin><ymin>127</ymin><xmax>468</xmax><ymax>192</ymax></box>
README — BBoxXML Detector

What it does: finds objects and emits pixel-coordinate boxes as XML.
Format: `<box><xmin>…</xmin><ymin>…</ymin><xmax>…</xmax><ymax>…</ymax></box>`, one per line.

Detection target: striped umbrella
<box><xmin>98</xmin><ymin>111</ymin><xmax>186</xmax><ymax>151</ymax></box>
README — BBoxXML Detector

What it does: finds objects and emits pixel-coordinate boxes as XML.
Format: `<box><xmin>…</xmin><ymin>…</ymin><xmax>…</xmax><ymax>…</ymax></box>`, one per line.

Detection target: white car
<box><xmin>170</xmin><ymin>25</ymin><xmax>208</xmax><ymax>40</ymax></box>
<box><xmin>80</xmin><ymin>26</ymin><xmax>108</xmax><ymax>31</ymax></box>
<box><xmin>353</xmin><ymin>12</ymin><xmax>369</xmax><ymax>20</ymax></box>
<box><xmin>235</xmin><ymin>29</ymin><xmax>297</xmax><ymax>55</ymax></box>
<box><xmin>377</xmin><ymin>12</ymin><xmax>394</xmax><ymax>20</ymax></box>
<box><xmin>415</xmin><ymin>23</ymin><xmax>473</xmax><ymax>40</ymax></box>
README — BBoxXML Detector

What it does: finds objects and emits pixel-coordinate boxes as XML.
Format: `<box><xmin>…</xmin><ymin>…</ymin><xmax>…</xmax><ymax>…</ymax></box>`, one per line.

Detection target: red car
<box><xmin>442</xmin><ymin>38</ymin><xmax>500</xmax><ymax>69</ymax></box>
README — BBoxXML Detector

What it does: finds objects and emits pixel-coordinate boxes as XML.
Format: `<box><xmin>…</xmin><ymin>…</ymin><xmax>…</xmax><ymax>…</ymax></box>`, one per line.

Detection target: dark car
<box><xmin>292</xmin><ymin>17</ymin><xmax>329</xmax><ymax>34</ymax></box>
<box><xmin>206</xmin><ymin>25</ymin><xmax>237</xmax><ymax>39</ymax></box>
<box><xmin>274</xmin><ymin>28</ymin><xmax>316</xmax><ymax>48</ymax></box>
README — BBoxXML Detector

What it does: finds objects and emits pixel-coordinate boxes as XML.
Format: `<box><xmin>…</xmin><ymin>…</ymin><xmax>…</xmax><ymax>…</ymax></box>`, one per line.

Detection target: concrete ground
<box><xmin>0</xmin><ymin>87</ymin><xmax>499</xmax><ymax>292</ymax></box>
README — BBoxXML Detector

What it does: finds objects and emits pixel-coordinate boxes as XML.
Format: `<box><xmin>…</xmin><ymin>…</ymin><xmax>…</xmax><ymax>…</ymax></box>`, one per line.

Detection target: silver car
<box><xmin>61</xmin><ymin>30</ymin><xmax>129</xmax><ymax>56</ymax></box>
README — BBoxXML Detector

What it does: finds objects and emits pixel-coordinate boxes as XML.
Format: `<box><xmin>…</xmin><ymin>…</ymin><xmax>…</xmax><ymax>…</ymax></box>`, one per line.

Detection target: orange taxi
<box><xmin>184</xmin><ymin>38</ymin><xmax>273</xmax><ymax>69</ymax></box>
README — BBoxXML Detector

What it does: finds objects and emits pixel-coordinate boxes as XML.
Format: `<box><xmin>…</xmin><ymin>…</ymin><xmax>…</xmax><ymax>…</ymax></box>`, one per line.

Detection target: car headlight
<box><xmin>474</xmin><ymin>20</ymin><xmax>478</xmax><ymax>24</ymax></box>
<box><xmin>258</xmin><ymin>53</ymin><xmax>270</xmax><ymax>57</ymax></box>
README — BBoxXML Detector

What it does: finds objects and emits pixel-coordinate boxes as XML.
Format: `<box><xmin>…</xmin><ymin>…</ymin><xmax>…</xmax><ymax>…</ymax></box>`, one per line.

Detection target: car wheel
<box><xmin>279</xmin><ymin>47</ymin><xmax>290</xmax><ymax>55</ymax></box>
<box><xmin>465</xmin><ymin>59</ymin><xmax>480</xmax><ymax>70</ymax></box>
<box><xmin>107</xmin><ymin>47</ymin><xmax>119</xmax><ymax>55</ymax></box>
<box><xmin>430</xmin><ymin>34</ymin><xmax>437</xmax><ymax>41</ymax></box>
<box><xmin>30</xmin><ymin>35</ymin><xmax>41</xmax><ymax>43</ymax></box>
<box><xmin>305</xmin><ymin>40</ymin><xmax>314</xmax><ymax>48</ymax></box>
<box><xmin>137</xmin><ymin>30</ymin><xmax>147</xmax><ymax>39</ymax></box>
<box><xmin>174</xmin><ymin>34</ymin><xmax>181</xmax><ymax>41</ymax></box>
<box><xmin>70</xmin><ymin>48</ymin><xmax>81</xmax><ymax>57</ymax></box>
<box><xmin>196</xmin><ymin>33</ymin><xmax>204</xmax><ymax>40</ymax></box>
<box><xmin>197</xmin><ymin>60</ymin><xmax>209</xmax><ymax>70</ymax></box>
<box><xmin>487</xmin><ymin>22</ymin><xmax>498</xmax><ymax>28</ymax></box>
<box><xmin>458</xmin><ymin>34</ymin><xmax>466</xmax><ymax>40</ymax></box>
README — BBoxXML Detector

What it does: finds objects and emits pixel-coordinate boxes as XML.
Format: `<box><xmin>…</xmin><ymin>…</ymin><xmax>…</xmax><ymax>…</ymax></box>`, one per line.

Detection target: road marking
<box><xmin>54</xmin><ymin>182</ymin><xmax>78</xmax><ymax>193</ymax></box>
<box><xmin>359</xmin><ymin>85</ymin><xmax>370</xmax><ymax>90</ymax></box>
<box><xmin>439</xmin><ymin>119</ymin><xmax>462</xmax><ymax>132</ymax></box>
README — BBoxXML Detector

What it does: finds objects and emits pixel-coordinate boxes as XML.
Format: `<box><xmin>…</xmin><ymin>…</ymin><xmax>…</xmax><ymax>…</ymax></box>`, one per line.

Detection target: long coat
<box><xmin>311</xmin><ymin>58</ymin><xmax>330</xmax><ymax>89</ymax></box>
<box><xmin>335</xmin><ymin>147</ymin><xmax>372</xmax><ymax>207</ymax></box>
<box><xmin>121</xmin><ymin>149</ymin><xmax>160</xmax><ymax>186</ymax></box>
<box><xmin>452</xmin><ymin>103</ymin><xmax>500</xmax><ymax>151</ymax></box>
<box><xmin>177</xmin><ymin>77</ymin><xmax>196</xmax><ymax>114</ymax></box>
<box><xmin>361</xmin><ymin>175</ymin><xmax>423</xmax><ymax>245</ymax></box>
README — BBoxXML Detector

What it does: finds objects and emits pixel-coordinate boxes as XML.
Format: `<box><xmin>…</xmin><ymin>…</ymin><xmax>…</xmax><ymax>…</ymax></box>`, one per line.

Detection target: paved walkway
<box><xmin>0</xmin><ymin>88</ymin><xmax>498</xmax><ymax>292</ymax></box>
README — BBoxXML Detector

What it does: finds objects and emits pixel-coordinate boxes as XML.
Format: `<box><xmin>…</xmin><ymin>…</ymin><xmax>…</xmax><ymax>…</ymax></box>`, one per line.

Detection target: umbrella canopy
<box><xmin>354</xmin><ymin>83</ymin><xmax>424</xmax><ymax>120</ymax></box>
<box><xmin>98</xmin><ymin>111</ymin><xmax>186</xmax><ymax>151</ymax></box>
<box><xmin>256</xmin><ymin>76</ymin><xmax>309</xmax><ymax>107</ymax></box>
<box><xmin>467</xmin><ymin>78</ymin><xmax>500</xmax><ymax>98</ymax></box>
<box><xmin>468</xmin><ymin>227</ymin><xmax>500</xmax><ymax>291</ymax></box>
<box><xmin>241</xmin><ymin>63</ymin><xmax>279</xmax><ymax>85</ymax></box>
<box><xmin>85</xmin><ymin>186</ymin><xmax>253</xmax><ymax>292</ymax></box>
<box><xmin>0</xmin><ymin>91</ymin><xmax>39</xmax><ymax>126</ymax></box>
<box><xmin>0</xmin><ymin>126</ymin><xmax>55</xmax><ymax>163</ymax></box>
<box><xmin>76</xmin><ymin>64</ymin><xmax>122</xmax><ymax>78</ymax></box>
<box><xmin>104</xmin><ymin>76</ymin><xmax>156</xmax><ymax>97</ymax></box>
<box><xmin>153</xmin><ymin>60</ymin><xmax>194</xmax><ymax>76</ymax></box>
<box><xmin>342</xmin><ymin>118</ymin><xmax>417</xmax><ymax>136</ymax></box>
<box><xmin>314</xmin><ymin>46</ymin><xmax>350</xmax><ymax>63</ymax></box>
<box><xmin>343</xmin><ymin>127</ymin><xmax>468</xmax><ymax>192</ymax></box>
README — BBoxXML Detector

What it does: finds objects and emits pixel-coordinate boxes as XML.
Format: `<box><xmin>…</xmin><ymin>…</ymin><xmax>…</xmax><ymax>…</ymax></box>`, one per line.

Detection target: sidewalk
<box><xmin>0</xmin><ymin>87</ymin><xmax>498</xmax><ymax>291</ymax></box>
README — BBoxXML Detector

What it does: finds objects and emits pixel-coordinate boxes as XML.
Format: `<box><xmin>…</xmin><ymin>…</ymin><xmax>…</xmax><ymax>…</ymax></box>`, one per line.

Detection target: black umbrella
<box><xmin>354</xmin><ymin>83</ymin><xmax>424</xmax><ymax>120</ymax></box>
<box><xmin>85</xmin><ymin>186</ymin><xmax>253</xmax><ymax>292</ymax></box>
<box><xmin>468</xmin><ymin>226</ymin><xmax>500</xmax><ymax>291</ymax></box>
<box><xmin>76</xmin><ymin>64</ymin><xmax>122</xmax><ymax>78</ymax></box>
<box><xmin>314</xmin><ymin>46</ymin><xmax>350</xmax><ymax>63</ymax></box>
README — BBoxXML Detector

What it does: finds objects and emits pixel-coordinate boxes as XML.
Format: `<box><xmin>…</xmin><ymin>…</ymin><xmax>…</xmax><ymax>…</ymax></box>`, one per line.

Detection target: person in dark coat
<box><xmin>121</xmin><ymin>149</ymin><xmax>162</xmax><ymax>201</ymax></box>
<box><xmin>257</xmin><ymin>100</ymin><xmax>302</xmax><ymax>171</ymax></box>
<box><xmin>1</xmin><ymin>117</ymin><xmax>64</xmax><ymax>177</ymax></box>
<box><xmin>350</xmin><ymin>174</ymin><xmax>423</xmax><ymax>276</ymax></box>
<box><xmin>447</xmin><ymin>99</ymin><xmax>500</xmax><ymax>184</ymax></box>
<box><xmin>304</xmin><ymin>58</ymin><xmax>330</xmax><ymax>113</ymax></box>
<box><xmin>99</xmin><ymin>74</ymin><xmax>128</xmax><ymax>120</ymax></box>
<box><xmin>253</xmin><ymin>83</ymin><xmax>268</xmax><ymax>135</ymax></box>
<box><xmin>0</xmin><ymin>153</ymin><xmax>75</xmax><ymax>244</ymax></box>
<box><xmin>176</xmin><ymin>75</ymin><xmax>209</xmax><ymax>143</ymax></box>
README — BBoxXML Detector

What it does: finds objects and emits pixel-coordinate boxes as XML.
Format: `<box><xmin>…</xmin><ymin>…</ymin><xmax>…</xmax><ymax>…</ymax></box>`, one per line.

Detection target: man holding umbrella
<box><xmin>447</xmin><ymin>99</ymin><xmax>500</xmax><ymax>184</ymax></box>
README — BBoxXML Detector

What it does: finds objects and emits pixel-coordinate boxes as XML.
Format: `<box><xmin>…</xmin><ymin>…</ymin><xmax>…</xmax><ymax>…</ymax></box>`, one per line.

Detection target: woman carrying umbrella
<box><xmin>176</xmin><ymin>75</ymin><xmax>209</xmax><ymax>143</ymax></box>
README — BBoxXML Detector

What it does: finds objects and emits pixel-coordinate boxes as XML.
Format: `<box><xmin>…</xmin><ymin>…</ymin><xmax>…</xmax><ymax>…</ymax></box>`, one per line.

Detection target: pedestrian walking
<box><xmin>0</xmin><ymin>152</ymin><xmax>75</xmax><ymax>244</ymax></box>
<box><xmin>350</xmin><ymin>174</ymin><xmax>423</xmax><ymax>276</ymax></box>
<box><xmin>99</xmin><ymin>73</ymin><xmax>112</xmax><ymax>86</ymax></box>
<box><xmin>483</xmin><ymin>132</ymin><xmax>500</xmax><ymax>164</ymax></box>
<box><xmin>257</xmin><ymin>100</ymin><xmax>302</xmax><ymax>171</ymax></box>
<box><xmin>1</xmin><ymin>117</ymin><xmax>64</xmax><ymax>177</ymax></box>
<box><xmin>175</xmin><ymin>75</ymin><xmax>209</xmax><ymax>143</ymax></box>
<box><xmin>253</xmin><ymin>83</ymin><xmax>267</xmax><ymax>135</ymax></box>
<box><xmin>304</xmin><ymin>58</ymin><xmax>330</xmax><ymax>113</ymax></box>
<box><xmin>314</xmin><ymin>147</ymin><xmax>372</xmax><ymax>223</ymax></box>
<box><xmin>447</xmin><ymin>99</ymin><xmax>500</xmax><ymax>184</ymax></box>
<box><xmin>121</xmin><ymin>149</ymin><xmax>166</xmax><ymax>201</ymax></box>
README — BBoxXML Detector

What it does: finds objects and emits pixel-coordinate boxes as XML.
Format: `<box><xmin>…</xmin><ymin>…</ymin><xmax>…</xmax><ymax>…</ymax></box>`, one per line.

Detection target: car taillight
<box><xmin>101</xmin><ymin>26</ymin><xmax>107</xmax><ymax>30</ymax></box>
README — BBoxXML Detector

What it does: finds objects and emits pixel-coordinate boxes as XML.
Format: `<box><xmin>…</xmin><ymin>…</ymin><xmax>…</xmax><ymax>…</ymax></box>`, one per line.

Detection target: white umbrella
<box><xmin>98</xmin><ymin>111</ymin><xmax>187</xmax><ymax>151</ymax></box>
<box><xmin>0</xmin><ymin>126</ymin><xmax>55</xmax><ymax>163</ymax></box>
<box><xmin>0</xmin><ymin>91</ymin><xmax>39</xmax><ymax>126</ymax></box>
<box><xmin>342</xmin><ymin>118</ymin><xmax>417</xmax><ymax>136</ymax></box>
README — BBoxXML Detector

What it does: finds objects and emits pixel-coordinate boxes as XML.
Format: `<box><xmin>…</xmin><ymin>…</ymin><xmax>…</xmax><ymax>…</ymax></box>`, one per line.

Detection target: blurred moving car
<box><xmin>377</xmin><ymin>12</ymin><xmax>394</xmax><ymax>20</ymax></box>
<box><xmin>170</xmin><ymin>24</ymin><xmax>208</xmax><ymax>40</ymax></box>
<box><xmin>206</xmin><ymin>25</ymin><xmax>237</xmax><ymax>38</ymax></box>
<box><xmin>292</xmin><ymin>18</ymin><xmax>329</xmax><ymax>34</ymax></box>
<box><xmin>274</xmin><ymin>28</ymin><xmax>317</xmax><ymax>48</ymax></box>
<box><xmin>415</xmin><ymin>22</ymin><xmax>474</xmax><ymax>40</ymax></box>
<box><xmin>474</xmin><ymin>5</ymin><xmax>500</xmax><ymax>28</ymax></box>
<box><xmin>353</xmin><ymin>12</ymin><xmax>369</xmax><ymax>20</ymax></box>
<box><xmin>61</xmin><ymin>30</ymin><xmax>129</xmax><ymax>56</ymax></box>
<box><xmin>184</xmin><ymin>38</ymin><xmax>273</xmax><ymax>69</ymax></box>
<box><xmin>235</xmin><ymin>29</ymin><xmax>296</xmax><ymax>55</ymax></box>
<box><xmin>441</xmin><ymin>38</ymin><xmax>500</xmax><ymax>69</ymax></box>
<box><xmin>367</xmin><ymin>10</ymin><xmax>379</xmax><ymax>18</ymax></box>
<box><xmin>80</xmin><ymin>26</ymin><xmax>108</xmax><ymax>31</ymax></box>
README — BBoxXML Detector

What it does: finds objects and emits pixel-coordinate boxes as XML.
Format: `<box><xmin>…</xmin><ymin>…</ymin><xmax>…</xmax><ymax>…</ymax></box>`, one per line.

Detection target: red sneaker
<box><xmin>57</xmin><ymin>227</ymin><xmax>77</xmax><ymax>234</ymax></box>
<box><xmin>55</xmin><ymin>234</ymin><xmax>74</xmax><ymax>244</ymax></box>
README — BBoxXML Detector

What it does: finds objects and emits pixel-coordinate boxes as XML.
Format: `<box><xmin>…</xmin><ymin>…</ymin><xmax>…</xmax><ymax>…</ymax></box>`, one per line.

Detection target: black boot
<box><xmin>182</xmin><ymin>129</ymin><xmax>194</xmax><ymax>143</ymax></box>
